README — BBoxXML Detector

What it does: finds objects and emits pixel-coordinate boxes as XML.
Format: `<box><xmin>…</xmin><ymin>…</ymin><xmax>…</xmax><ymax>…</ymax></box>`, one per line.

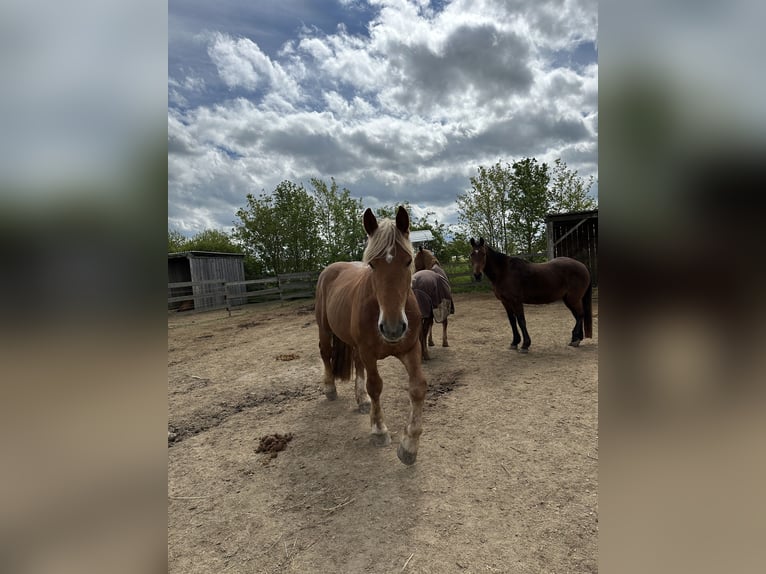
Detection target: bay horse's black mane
<box><xmin>482</xmin><ymin>244</ymin><xmax>528</xmax><ymax>283</ymax></box>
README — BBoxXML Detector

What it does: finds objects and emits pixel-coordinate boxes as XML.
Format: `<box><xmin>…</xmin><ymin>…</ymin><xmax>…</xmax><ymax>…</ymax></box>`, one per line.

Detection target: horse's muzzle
<box><xmin>379</xmin><ymin>320</ymin><xmax>408</xmax><ymax>343</ymax></box>
<box><xmin>473</xmin><ymin>273</ymin><xmax>482</xmax><ymax>282</ymax></box>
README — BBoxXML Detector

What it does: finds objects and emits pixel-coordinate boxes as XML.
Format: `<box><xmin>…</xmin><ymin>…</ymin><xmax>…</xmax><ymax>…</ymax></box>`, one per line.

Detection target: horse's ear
<box><xmin>479</xmin><ymin>237</ymin><xmax>485</xmax><ymax>247</ymax></box>
<box><xmin>419</xmin><ymin>246</ymin><xmax>424</xmax><ymax>252</ymax></box>
<box><xmin>363</xmin><ymin>208</ymin><xmax>378</xmax><ymax>236</ymax></box>
<box><xmin>395</xmin><ymin>206</ymin><xmax>409</xmax><ymax>234</ymax></box>
<box><xmin>470</xmin><ymin>238</ymin><xmax>476</xmax><ymax>247</ymax></box>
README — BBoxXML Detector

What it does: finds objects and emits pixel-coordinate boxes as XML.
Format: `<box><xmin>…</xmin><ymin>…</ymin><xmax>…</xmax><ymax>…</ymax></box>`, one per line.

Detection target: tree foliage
<box><xmin>167</xmin><ymin>228</ymin><xmax>242</xmax><ymax>254</ymax></box>
<box><xmin>508</xmin><ymin>157</ymin><xmax>550</xmax><ymax>257</ymax></box>
<box><xmin>373</xmin><ymin>202</ymin><xmax>448</xmax><ymax>257</ymax></box>
<box><xmin>168</xmin><ymin>229</ymin><xmax>186</xmax><ymax>253</ymax></box>
<box><xmin>234</xmin><ymin>180</ymin><xmax>321</xmax><ymax>275</ymax></box>
<box><xmin>547</xmin><ymin>158</ymin><xmax>597</xmax><ymax>213</ymax></box>
<box><xmin>456</xmin><ymin>162</ymin><xmax>515</xmax><ymax>254</ymax></box>
<box><xmin>185</xmin><ymin>229</ymin><xmax>242</xmax><ymax>253</ymax></box>
<box><xmin>456</xmin><ymin>157</ymin><xmax>596</xmax><ymax>259</ymax></box>
<box><xmin>311</xmin><ymin>177</ymin><xmax>365</xmax><ymax>263</ymax></box>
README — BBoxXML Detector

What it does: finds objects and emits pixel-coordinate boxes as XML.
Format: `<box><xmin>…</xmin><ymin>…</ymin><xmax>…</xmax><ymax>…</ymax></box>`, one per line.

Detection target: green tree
<box><xmin>311</xmin><ymin>177</ymin><xmax>365</xmax><ymax>264</ymax></box>
<box><xmin>234</xmin><ymin>180</ymin><xmax>321</xmax><ymax>275</ymax></box>
<box><xmin>372</xmin><ymin>202</ymin><xmax>447</xmax><ymax>255</ymax></box>
<box><xmin>168</xmin><ymin>229</ymin><xmax>186</xmax><ymax>252</ymax></box>
<box><xmin>508</xmin><ymin>157</ymin><xmax>550</xmax><ymax>257</ymax></box>
<box><xmin>441</xmin><ymin>230</ymin><xmax>472</xmax><ymax>263</ymax></box>
<box><xmin>411</xmin><ymin>209</ymin><xmax>447</xmax><ymax>256</ymax></box>
<box><xmin>547</xmin><ymin>158</ymin><xmax>597</xmax><ymax>213</ymax></box>
<box><xmin>373</xmin><ymin>202</ymin><xmax>411</xmax><ymax>221</ymax></box>
<box><xmin>184</xmin><ymin>229</ymin><xmax>242</xmax><ymax>253</ymax></box>
<box><xmin>456</xmin><ymin>162</ymin><xmax>515</xmax><ymax>254</ymax></box>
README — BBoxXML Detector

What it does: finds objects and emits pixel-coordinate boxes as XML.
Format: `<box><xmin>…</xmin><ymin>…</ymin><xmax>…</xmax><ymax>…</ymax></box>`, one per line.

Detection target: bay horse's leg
<box><xmin>353</xmin><ymin>351</ymin><xmax>371</xmax><ymax>413</ymax></box>
<box><xmin>396</xmin><ymin>347</ymin><xmax>427</xmax><ymax>466</ymax></box>
<box><xmin>504</xmin><ymin>306</ymin><xmax>522</xmax><ymax>350</ymax></box>
<box><xmin>361</xmin><ymin>356</ymin><xmax>391</xmax><ymax>446</ymax></box>
<box><xmin>421</xmin><ymin>318</ymin><xmax>431</xmax><ymax>361</ymax></box>
<box><xmin>514</xmin><ymin>304</ymin><xmax>532</xmax><ymax>353</ymax></box>
<box><xmin>441</xmin><ymin>317</ymin><xmax>449</xmax><ymax>347</ymax></box>
<box><xmin>563</xmin><ymin>294</ymin><xmax>585</xmax><ymax>346</ymax></box>
<box><xmin>318</xmin><ymin>326</ymin><xmax>337</xmax><ymax>400</ymax></box>
<box><xmin>427</xmin><ymin>317</ymin><xmax>435</xmax><ymax>346</ymax></box>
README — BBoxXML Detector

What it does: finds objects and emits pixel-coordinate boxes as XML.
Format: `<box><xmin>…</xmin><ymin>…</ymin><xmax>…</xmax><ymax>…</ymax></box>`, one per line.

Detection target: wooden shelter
<box><xmin>168</xmin><ymin>251</ymin><xmax>246</xmax><ymax>311</ymax></box>
<box><xmin>409</xmin><ymin>229</ymin><xmax>434</xmax><ymax>250</ymax></box>
<box><xmin>545</xmin><ymin>209</ymin><xmax>598</xmax><ymax>285</ymax></box>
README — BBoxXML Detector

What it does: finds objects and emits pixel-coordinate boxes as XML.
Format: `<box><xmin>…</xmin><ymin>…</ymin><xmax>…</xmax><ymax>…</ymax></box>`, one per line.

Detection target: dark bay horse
<box><xmin>469</xmin><ymin>237</ymin><xmax>592</xmax><ymax>352</ymax></box>
<box><xmin>412</xmin><ymin>269</ymin><xmax>453</xmax><ymax>359</ymax></box>
<box><xmin>315</xmin><ymin>207</ymin><xmax>427</xmax><ymax>465</ymax></box>
<box><xmin>412</xmin><ymin>248</ymin><xmax>454</xmax><ymax>358</ymax></box>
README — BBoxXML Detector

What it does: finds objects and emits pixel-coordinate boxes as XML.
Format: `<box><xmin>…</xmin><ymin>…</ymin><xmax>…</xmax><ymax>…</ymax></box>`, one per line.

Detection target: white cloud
<box><xmin>207</xmin><ymin>33</ymin><xmax>301</xmax><ymax>101</ymax></box>
<box><xmin>169</xmin><ymin>0</ymin><xmax>598</xmax><ymax>234</ymax></box>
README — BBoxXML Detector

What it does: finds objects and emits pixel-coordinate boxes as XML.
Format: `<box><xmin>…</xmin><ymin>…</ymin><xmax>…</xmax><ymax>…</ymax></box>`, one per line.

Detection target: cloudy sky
<box><xmin>168</xmin><ymin>0</ymin><xmax>598</xmax><ymax>236</ymax></box>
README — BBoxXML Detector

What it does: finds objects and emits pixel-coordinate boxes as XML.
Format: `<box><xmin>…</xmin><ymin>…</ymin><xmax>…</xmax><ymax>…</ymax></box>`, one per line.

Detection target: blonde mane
<box><xmin>363</xmin><ymin>218</ymin><xmax>414</xmax><ymax>268</ymax></box>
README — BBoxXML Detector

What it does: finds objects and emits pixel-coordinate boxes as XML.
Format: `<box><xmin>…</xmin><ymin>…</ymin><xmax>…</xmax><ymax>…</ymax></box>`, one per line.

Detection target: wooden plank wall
<box><xmin>168</xmin><ymin>271</ymin><xmax>321</xmax><ymax>314</ymax></box>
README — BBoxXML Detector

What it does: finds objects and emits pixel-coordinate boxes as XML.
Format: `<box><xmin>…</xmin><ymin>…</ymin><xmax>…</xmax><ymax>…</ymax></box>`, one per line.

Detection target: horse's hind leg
<box><xmin>396</xmin><ymin>348</ymin><xmax>427</xmax><ymax>465</ymax></box>
<box><xmin>563</xmin><ymin>295</ymin><xmax>585</xmax><ymax>346</ymax></box>
<box><xmin>421</xmin><ymin>318</ymin><xmax>431</xmax><ymax>361</ymax></box>
<box><xmin>441</xmin><ymin>318</ymin><xmax>449</xmax><ymax>347</ymax></box>
<box><xmin>318</xmin><ymin>327</ymin><xmax>337</xmax><ymax>400</ymax></box>
<box><xmin>427</xmin><ymin>318</ymin><xmax>435</xmax><ymax>346</ymax></box>
<box><xmin>361</xmin><ymin>357</ymin><xmax>391</xmax><ymax>446</ymax></box>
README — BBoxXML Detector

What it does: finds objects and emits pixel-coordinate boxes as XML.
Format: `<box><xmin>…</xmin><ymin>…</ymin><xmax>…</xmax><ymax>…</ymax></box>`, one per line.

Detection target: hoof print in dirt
<box><xmin>255</xmin><ymin>433</ymin><xmax>294</xmax><ymax>458</ymax></box>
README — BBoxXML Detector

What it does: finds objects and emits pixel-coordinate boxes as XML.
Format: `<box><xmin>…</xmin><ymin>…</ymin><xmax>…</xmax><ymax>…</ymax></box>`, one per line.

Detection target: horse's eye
<box><xmin>369</xmin><ymin>263</ymin><xmax>375</xmax><ymax>270</ymax></box>
<box><xmin>405</xmin><ymin>258</ymin><xmax>412</xmax><ymax>267</ymax></box>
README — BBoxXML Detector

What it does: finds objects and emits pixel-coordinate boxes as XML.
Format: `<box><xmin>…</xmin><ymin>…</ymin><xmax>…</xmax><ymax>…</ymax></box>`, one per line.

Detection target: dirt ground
<box><xmin>168</xmin><ymin>290</ymin><xmax>598</xmax><ymax>573</ymax></box>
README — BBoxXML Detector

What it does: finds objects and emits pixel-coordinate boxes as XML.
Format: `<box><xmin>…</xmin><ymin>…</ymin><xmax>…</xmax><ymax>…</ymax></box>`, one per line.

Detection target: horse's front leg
<box><xmin>353</xmin><ymin>351</ymin><xmax>371</xmax><ymax>413</ymax></box>
<box><xmin>515</xmin><ymin>305</ymin><xmax>532</xmax><ymax>353</ymax></box>
<box><xmin>396</xmin><ymin>347</ymin><xmax>427</xmax><ymax>465</ymax></box>
<box><xmin>504</xmin><ymin>306</ymin><xmax>522</xmax><ymax>350</ymax></box>
<box><xmin>361</xmin><ymin>356</ymin><xmax>390</xmax><ymax>446</ymax></box>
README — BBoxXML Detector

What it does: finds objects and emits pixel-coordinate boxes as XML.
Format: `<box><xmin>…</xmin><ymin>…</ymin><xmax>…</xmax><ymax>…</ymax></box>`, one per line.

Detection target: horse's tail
<box><xmin>582</xmin><ymin>282</ymin><xmax>593</xmax><ymax>338</ymax></box>
<box><xmin>330</xmin><ymin>333</ymin><xmax>354</xmax><ymax>381</ymax></box>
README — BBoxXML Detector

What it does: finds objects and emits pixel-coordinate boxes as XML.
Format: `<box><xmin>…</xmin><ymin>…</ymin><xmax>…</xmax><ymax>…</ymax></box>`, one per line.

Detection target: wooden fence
<box><xmin>167</xmin><ymin>265</ymin><xmax>497</xmax><ymax>315</ymax></box>
<box><xmin>167</xmin><ymin>271</ymin><xmax>321</xmax><ymax>314</ymax></box>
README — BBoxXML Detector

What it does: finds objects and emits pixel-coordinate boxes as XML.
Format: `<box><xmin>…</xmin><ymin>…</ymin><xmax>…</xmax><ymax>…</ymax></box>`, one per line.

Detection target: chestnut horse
<box><xmin>469</xmin><ymin>237</ymin><xmax>592</xmax><ymax>352</ymax></box>
<box><xmin>315</xmin><ymin>207</ymin><xmax>427</xmax><ymax>465</ymax></box>
<box><xmin>414</xmin><ymin>246</ymin><xmax>440</xmax><ymax>272</ymax></box>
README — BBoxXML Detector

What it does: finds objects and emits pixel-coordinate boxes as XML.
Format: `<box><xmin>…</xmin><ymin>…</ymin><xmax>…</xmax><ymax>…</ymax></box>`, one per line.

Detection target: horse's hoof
<box><xmin>428</xmin><ymin>340</ymin><xmax>435</xmax><ymax>347</ymax></box>
<box><xmin>370</xmin><ymin>432</ymin><xmax>391</xmax><ymax>447</ymax></box>
<box><xmin>325</xmin><ymin>388</ymin><xmax>338</xmax><ymax>400</ymax></box>
<box><xmin>442</xmin><ymin>342</ymin><xmax>449</xmax><ymax>347</ymax></box>
<box><xmin>519</xmin><ymin>347</ymin><xmax>529</xmax><ymax>354</ymax></box>
<box><xmin>358</xmin><ymin>402</ymin><xmax>371</xmax><ymax>414</ymax></box>
<box><xmin>397</xmin><ymin>444</ymin><xmax>417</xmax><ymax>465</ymax></box>
<box><xmin>569</xmin><ymin>339</ymin><xmax>581</xmax><ymax>347</ymax></box>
